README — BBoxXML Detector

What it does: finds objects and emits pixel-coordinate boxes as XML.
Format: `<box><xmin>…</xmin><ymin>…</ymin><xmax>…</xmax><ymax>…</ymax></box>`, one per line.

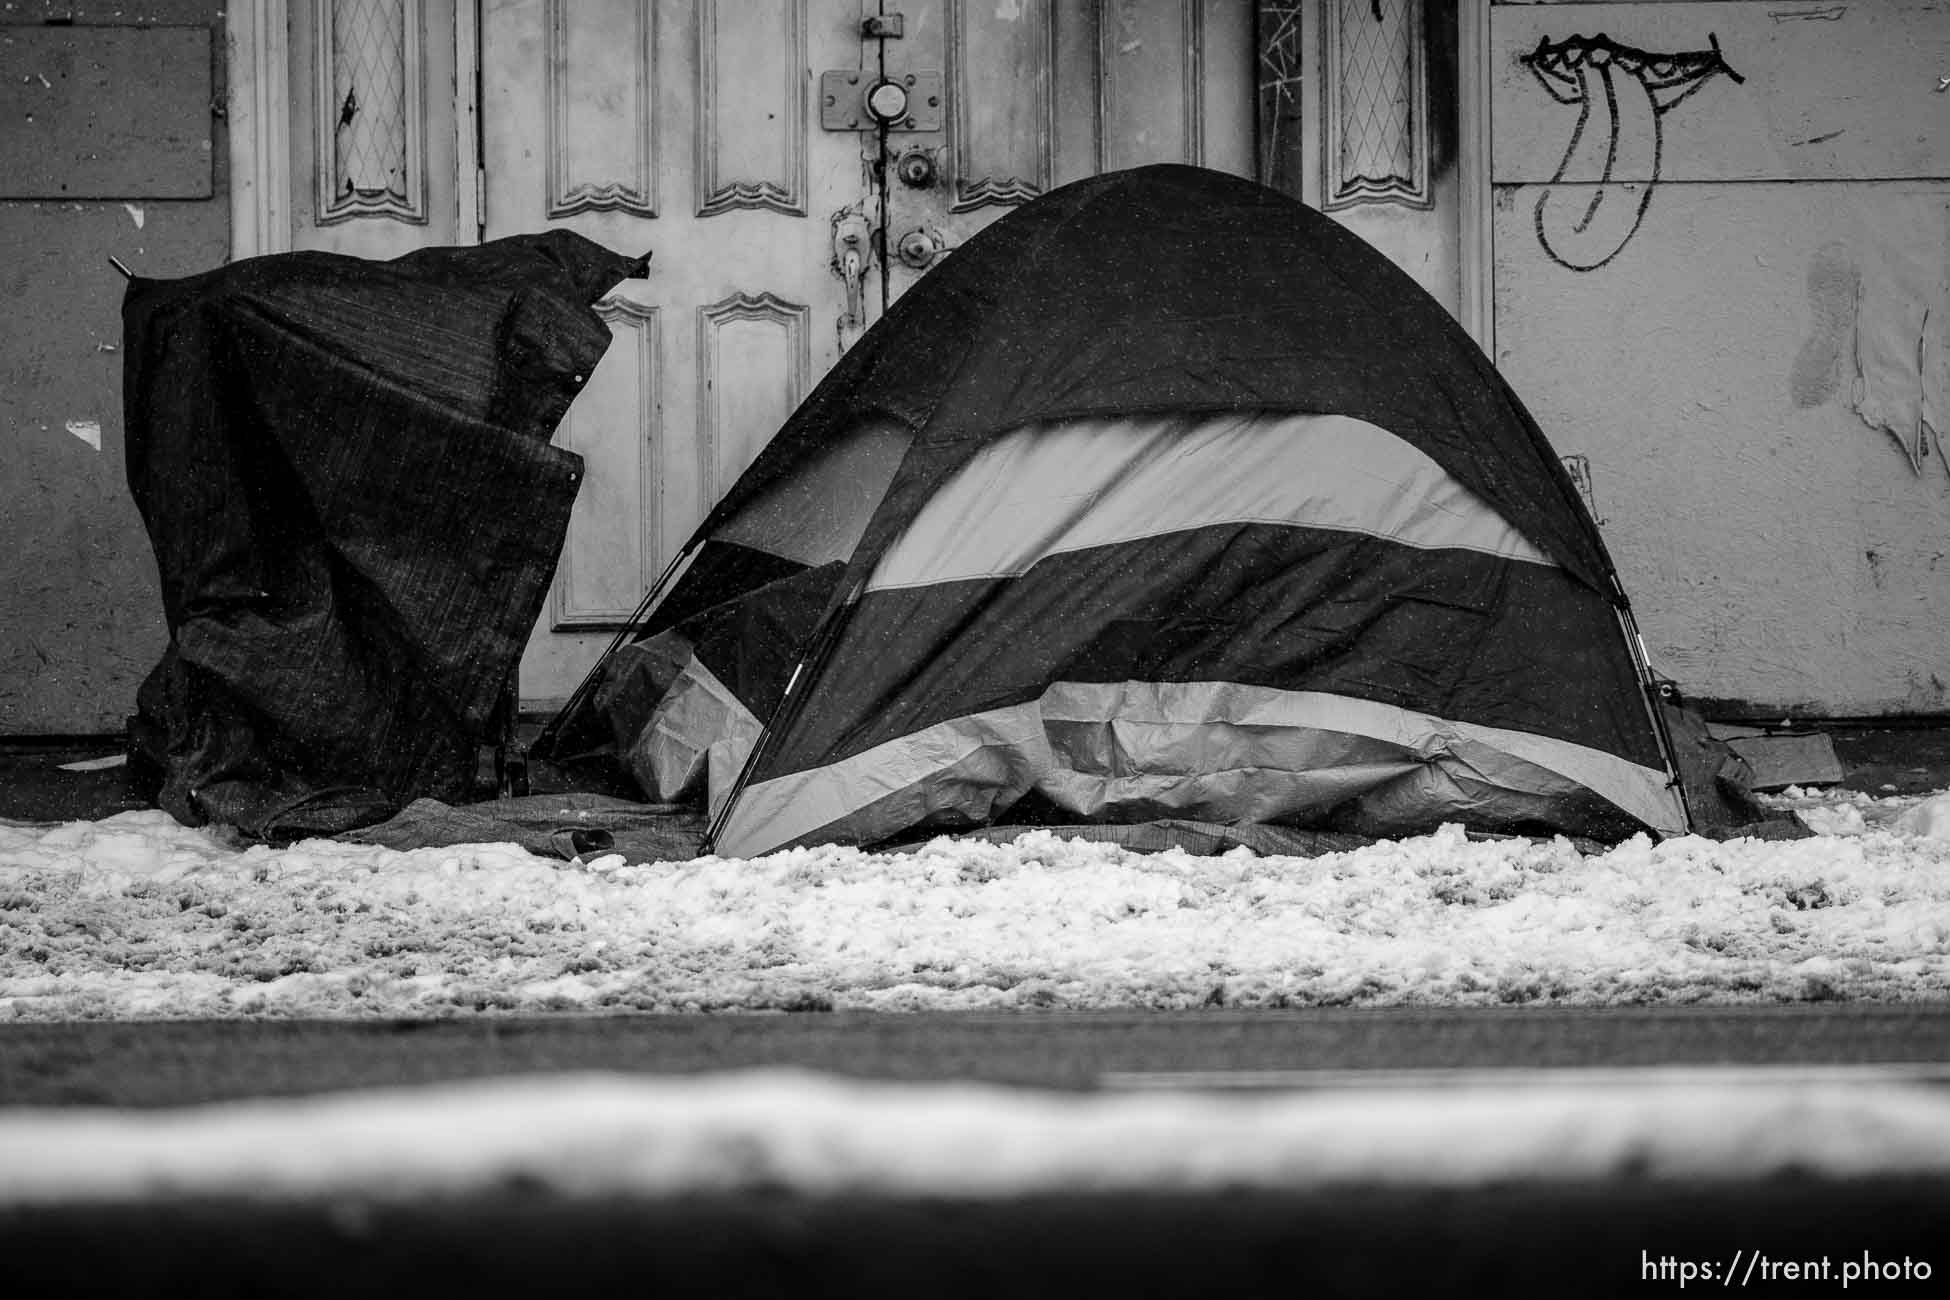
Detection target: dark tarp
<box><xmin>123</xmin><ymin>232</ymin><xmax>646</xmax><ymax>840</ymax></box>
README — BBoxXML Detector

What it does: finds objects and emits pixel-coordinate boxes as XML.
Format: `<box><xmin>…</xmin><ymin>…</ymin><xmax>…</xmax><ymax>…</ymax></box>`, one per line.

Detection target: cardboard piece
<box><xmin>1719</xmin><ymin>733</ymin><xmax>1846</xmax><ymax>791</ymax></box>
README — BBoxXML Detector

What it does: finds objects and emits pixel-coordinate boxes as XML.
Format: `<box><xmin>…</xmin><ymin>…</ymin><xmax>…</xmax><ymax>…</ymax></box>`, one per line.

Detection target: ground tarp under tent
<box><xmin>538</xmin><ymin>164</ymin><xmax>1766</xmax><ymax>858</ymax></box>
<box><xmin>122</xmin><ymin>232</ymin><xmax>646</xmax><ymax>840</ymax></box>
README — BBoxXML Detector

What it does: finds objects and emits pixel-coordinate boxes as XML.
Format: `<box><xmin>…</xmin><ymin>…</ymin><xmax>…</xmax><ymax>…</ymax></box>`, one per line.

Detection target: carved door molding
<box><xmin>546</xmin><ymin>0</ymin><xmax>658</xmax><ymax>219</ymax></box>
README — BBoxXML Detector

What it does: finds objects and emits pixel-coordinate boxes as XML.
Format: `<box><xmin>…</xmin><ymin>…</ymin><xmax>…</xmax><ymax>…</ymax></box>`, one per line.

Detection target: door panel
<box><xmin>547</xmin><ymin>297</ymin><xmax>660</xmax><ymax>629</ymax></box>
<box><xmin>483</xmin><ymin>0</ymin><xmax>871</xmax><ymax>703</ymax></box>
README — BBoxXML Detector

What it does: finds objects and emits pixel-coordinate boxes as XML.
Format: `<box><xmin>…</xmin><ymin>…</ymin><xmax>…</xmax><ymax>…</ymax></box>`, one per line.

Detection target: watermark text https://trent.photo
<box><xmin>1641</xmin><ymin>1250</ymin><xmax>1934</xmax><ymax>1288</ymax></box>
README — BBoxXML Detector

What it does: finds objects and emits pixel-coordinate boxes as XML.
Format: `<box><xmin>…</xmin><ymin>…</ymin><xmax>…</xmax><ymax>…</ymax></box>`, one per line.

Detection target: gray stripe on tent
<box><xmin>865</xmin><ymin>412</ymin><xmax>1556</xmax><ymax>594</ymax></box>
<box><xmin>714</xmin><ymin>682</ymin><xmax>1685</xmax><ymax>857</ymax></box>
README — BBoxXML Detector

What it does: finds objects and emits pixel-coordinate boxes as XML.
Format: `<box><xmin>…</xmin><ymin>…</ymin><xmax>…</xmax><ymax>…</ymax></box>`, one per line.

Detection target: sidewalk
<box><xmin>5</xmin><ymin>725</ymin><xmax>1950</xmax><ymax>826</ymax></box>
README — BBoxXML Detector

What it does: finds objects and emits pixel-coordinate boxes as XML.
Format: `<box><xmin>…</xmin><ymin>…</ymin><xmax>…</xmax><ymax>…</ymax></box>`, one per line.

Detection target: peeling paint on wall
<box><xmin>1845</xmin><ymin>204</ymin><xmax>1950</xmax><ymax>477</ymax></box>
<box><xmin>1560</xmin><ymin>453</ymin><xmax>1607</xmax><ymax>525</ymax></box>
<box><xmin>1790</xmin><ymin>240</ymin><xmax>1858</xmax><ymax>408</ymax></box>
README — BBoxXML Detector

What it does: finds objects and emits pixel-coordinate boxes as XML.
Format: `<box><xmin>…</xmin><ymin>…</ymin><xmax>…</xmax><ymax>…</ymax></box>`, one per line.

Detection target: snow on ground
<box><xmin>7</xmin><ymin>1067</ymin><xmax>1950</xmax><ymax>1204</ymax></box>
<box><xmin>4</xmin><ymin>788</ymin><xmax>1950</xmax><ymax>1020</ymax></box>
<box><xmin>6</xmin><ymin>790</ymin><xmax>1950</xmax><ymax>1203</ymax></box>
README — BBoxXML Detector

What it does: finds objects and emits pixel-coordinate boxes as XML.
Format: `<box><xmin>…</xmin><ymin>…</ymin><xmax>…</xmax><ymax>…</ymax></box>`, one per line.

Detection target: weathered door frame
<box><xmin>1457</xmin><ymin>0</ymin><xmax>1492</xmax><ymax>354</ymax></box>
<box><xmin>225</xmin><ymin>1</ymin><xmax>1494</xmax><ymax>356</ymax></box>
<box><xmin>225</xmin><ymin>0</ymin><xmax>293</xmax><ymax>257</ymax></box>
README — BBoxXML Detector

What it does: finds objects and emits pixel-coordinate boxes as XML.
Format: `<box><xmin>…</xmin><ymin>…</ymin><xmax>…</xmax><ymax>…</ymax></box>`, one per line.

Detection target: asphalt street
<box><xmin>8</xmin><ymin>1004</ymin><xmax>1950</xmax><ymax>1105</ymax></box>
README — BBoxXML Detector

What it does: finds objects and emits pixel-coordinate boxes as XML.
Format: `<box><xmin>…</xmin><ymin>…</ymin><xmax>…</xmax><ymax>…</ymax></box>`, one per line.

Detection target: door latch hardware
<box><xmin>861</xmin><ymin>13</ymin><xmax>904</xmax><ymax>39</ymax></box>
<box><xmin>832</xmin><ymin>208</ymin><xmax>876</xmax><ymax>330</ymax></box>
<box><xmin>895</xmin><ymin>147</ymin><xmax>938</xmax><ymax>189</ymax></box>
<box><xmin>819</xmin><ymin>69</ymin><xmax>943</xmax><ymax>131</ymax></box>
<box><xmin>895</xmin><ymin>226</ymin><xmax>948</xmax><ymax>269</ymax></box>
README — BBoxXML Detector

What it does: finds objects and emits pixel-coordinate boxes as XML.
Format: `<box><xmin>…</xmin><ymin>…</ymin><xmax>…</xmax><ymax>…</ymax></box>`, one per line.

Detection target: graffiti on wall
<box><xmin>1520</xmin><ymin>32</ymin><xmax>1744</xmax><ymax>271</ymax></box>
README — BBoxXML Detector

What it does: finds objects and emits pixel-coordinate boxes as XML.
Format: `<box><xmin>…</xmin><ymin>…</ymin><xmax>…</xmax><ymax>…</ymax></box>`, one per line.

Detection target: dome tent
<box><xmin>538</xmin><ymin>164</ymin><xmax>1691</xmax><ymax>857</ymax></box>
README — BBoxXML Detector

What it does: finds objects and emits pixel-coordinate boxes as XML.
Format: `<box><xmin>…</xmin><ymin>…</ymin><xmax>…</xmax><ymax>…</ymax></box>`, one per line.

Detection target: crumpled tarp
<box><xmin>122</xmin><ymin>232</ymin><xmax>647</xmax><ymax>839</ymax></box>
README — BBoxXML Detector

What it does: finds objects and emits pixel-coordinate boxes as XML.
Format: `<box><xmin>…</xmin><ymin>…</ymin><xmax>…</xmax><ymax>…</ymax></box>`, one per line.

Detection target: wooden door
<box><xmin>482</xmin><ymin>1</ymin><xmax>1260</xmax><ymax>706</ymax></box>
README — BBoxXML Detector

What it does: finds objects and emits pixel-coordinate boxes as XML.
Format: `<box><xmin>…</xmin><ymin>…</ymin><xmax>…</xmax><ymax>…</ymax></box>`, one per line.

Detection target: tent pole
<box><xmin>1614</xmin><ymin>596</ymin><xmax>1694</xmax><ymax>834</ymax></box>
<box><xmin>700</xmin><ymin>578</ymin><xmax>865</xmax><ymax>856</ymax></box>
<box><xmin>529</xmin><ymin>540</ymin><xmax>699</xmax><ymax>759</ymax></box>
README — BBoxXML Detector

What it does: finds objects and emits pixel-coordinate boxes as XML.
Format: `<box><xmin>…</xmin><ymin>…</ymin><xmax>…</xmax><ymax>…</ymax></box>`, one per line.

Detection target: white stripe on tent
<box><xmin>717</xmin><ymin>702</ymin><xmax>1053</xmax><ymax>858</ymax></box>
<box><xmin>714</xmin><ymin>682</ymin><xmax>1686</xmax><ymax>858</ymax></box>
<box><xmin>866</xmin><ymin>412</ymin><xmax>1556</xmax><ymax>593</ymax></box>
<box><xmin>1045</xmin><ymin>682</ymin><xmax>1683</xmax><ymax>834</ymax></box>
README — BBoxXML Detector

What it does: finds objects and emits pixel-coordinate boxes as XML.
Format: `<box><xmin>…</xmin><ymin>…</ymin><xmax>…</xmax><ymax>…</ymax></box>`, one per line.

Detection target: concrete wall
<box><xmin>1491</xmin><ymin>0</ymin><xmax>1950</xmax><ymax>719</ymax></box>
<box><xmin>0</xmin><ymin>1</ymin><xmax>227</xmax><ymax>734</ymax></box>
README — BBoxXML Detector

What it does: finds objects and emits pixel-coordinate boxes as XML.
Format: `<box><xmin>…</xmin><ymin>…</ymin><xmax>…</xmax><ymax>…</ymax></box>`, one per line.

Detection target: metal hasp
<box><xmin>861</xmin><ymin>13</ymin><xmax>904</xmax><ymax>39</ymax></box>
<box><xmin>818</xmin><ymin>69</ymin><xmax>943</xmax><ymax>132</ymax></box>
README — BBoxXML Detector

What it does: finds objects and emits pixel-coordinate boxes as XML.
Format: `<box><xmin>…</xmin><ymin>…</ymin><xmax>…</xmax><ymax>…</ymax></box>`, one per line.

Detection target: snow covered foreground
<box><xmin>4</xmin><ymin>787</ymin><xmax>1950</xmax><ymax>1020</ymax></box>
<box><xmin>6</xmin><ymin>1067</ymin><xmax>1950</xmax><ymax>1204</ymax></box>
<box><xmin>6</xmin><ymin>790</ymin><xmax>1950</xmax><ymax>1205</ymax></box>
